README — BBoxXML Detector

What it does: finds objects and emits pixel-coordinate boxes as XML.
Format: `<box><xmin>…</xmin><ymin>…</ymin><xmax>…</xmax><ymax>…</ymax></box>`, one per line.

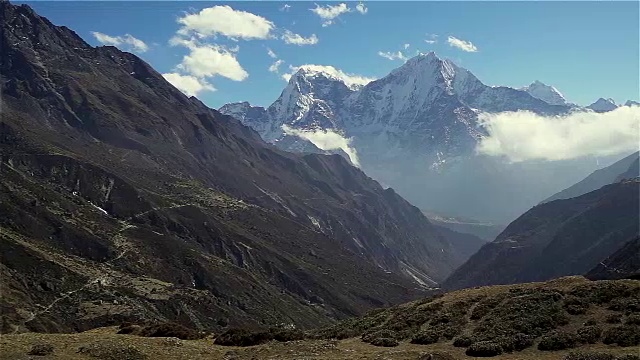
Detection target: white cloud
<box><xmin>267</xmin><ymin>48</ymin><xmax>277</xmax><ymax>59</ymax></box>
<box><xmin>310</xmin><ymin>3</ymin><xmax>350</xmax><ymax>26</ymax></box>
<box><xmin>282</xmin><ymin>30</ymin><xmax>319</xmax><ymax>46</ymax></box>
<box><xmin>282</xmin><ymin>64</ymin><xmax>375</xmax><ymax>88</ymax></box>
<box><xmin>378</xmin><ymin>50</ymin><xmax>408</xmax><ymax>61</ymax></box>
<box><xmin>403</xmin><ymin>43</ymin><xmax>410</xmax><ymax>50</ymax></box>
<box><xmin>269</xmin><ymin>59</ymin><xmax>284</xmax><ymax>73</ymax></box>
<box><xmin>177</xmin><ymin>5</ymin><xmax>275</xmax><ymax>40</ymax></box>
<box><xmin>355</xmin><ymin>3</ymin><xmax>368</xmax><ymax>14</ymax></box>
<box><xmin>176</xmin><ymin>43</ymin><xmax>248</xmax><ymax>81</ymax></box>
<box><xmin>162</xmin><ymin>73</ymin><xmax>214</xmax><ymax>97</ymax></box>
<box><xmin>476</xmin><ymin>106</ymin><xmax>640</xmax><ymax>162</ymax></box>
<box><xmin>425</xmin><ymin>33</ymin><xmax>438</xmax><ymax>44</ymax></box>
<box><xmin>282</xmin><ymin>125</ymin><xmax>360</xmax><ymax>167</ymax></box>
<box><xmin>447</xmin><ymin>36</ymin><xmax>478</xmax><ymax>52</ymax></box>
<box><xmin>280</xmin><ymin>4</ymin><xmax>291</xmax><ymax>11</ymax></box>
<box><xmin>91</xmin><ymin>32</ymin><xmax>149</xmax><ymax>53</ymax></box>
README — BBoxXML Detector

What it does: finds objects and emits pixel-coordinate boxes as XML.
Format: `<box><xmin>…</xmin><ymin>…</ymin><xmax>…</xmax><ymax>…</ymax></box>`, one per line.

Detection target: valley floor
<box><xmin>1</xmin><ymin>327</ymin><xmax>638</xmax><ymax>360</ymax></box>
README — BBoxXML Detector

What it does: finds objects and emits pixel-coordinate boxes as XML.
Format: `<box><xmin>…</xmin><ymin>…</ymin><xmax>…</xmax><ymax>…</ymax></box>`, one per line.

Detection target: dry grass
<box><xmin>0</xmin><ymin>327</ymin><xmax>638</xmax><ymax>360</ymax></box>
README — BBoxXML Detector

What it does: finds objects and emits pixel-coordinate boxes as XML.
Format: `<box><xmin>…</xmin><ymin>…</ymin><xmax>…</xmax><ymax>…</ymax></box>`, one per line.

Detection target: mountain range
<box><xmin>220</xmin><ymin>52</ymin><xmax>636</xmax><ymax>223</ymax></box>
<box><xmin>0</xmin><ymin>1</ymin><xmax>482</xmax><ymax>333</ymax></box>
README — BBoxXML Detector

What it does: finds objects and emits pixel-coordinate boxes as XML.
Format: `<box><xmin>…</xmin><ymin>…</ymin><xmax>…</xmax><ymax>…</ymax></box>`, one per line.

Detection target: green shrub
<box><xmin>472</xmin><ymin>291</ymin><xmax>569</xmax><ymax>341</ymax></box>
<box><xmin>606</xmin><ymin>314</ymin><xmax>622</xmax><ymax>324</ymax></box>
<box><xmin>136</xmin><ymin>322</ymin><xmax>204</xmax><ymax>340</ymax></box>
<box><xmin>452</xmin><ymin>335</ymin><xmax>475</xmax><ymax>347</ymax></box>
<box><xmin>470</xmin><ymin>294</ymin><xmax>508</xmax><ymax>320</ymax></box>
<box><xmin>498</xmin><ymin>333</ymin><xmax>533</xmax><ymax>352</ymax></box>
<box><xmin>411</xmin><ymin>329</ymin><xmax>440</xmax><ymax>345</ymax></box>
<box><xmin>563</xmin><ymin>351</ymin><xmax>616</xmax><ymax>360</ymax></box>
<box><xmin>576</xmin><ymin>325</ymin><xmax>602</xmax><ymax>344</ymax></box>
<box><xmin>361</xmin><ymin>329</ymin><xmax>398</xmax><ymax>343</ymax></box>
<box><xmin>564</xmin><ymin>295</ymin><xmax>590</xmax><ymax>315</ymax></box>
<box><xmin>624</xmin><ymin>314</ymin><xmax>640</xmax><ymax>325</ymax></box>
<box><xmin>214</xmin><ymin>328</ymin><xmax>273</xmax><ymax>346</ymax></box>
<box><xmin>617</xmin><ymin>355</ymin><xmax>640</xmax><ymax>360</ymax></box>
<box><xmin>602</xmin><ymin>325</ymin><xmax>640</xmax><ymax>347</ymax></box>
<box><xmin>369</xmin><ymin>337</ymin><xmax>399</xmax><ymax>347</ymax></box>
<box><xmin>465</xmin><ymin>341</ymin><xmax>503</xmax><ymax>357</ymax></box>
<box><xmin>538</xmin><ymin>330</ymin><xmax>578</xmax><ymax>351</ymax></box>
<box><xmin>28</xmin><ymin>343</ymin><xmax>54</xmax><ymax>356</ymax></box>
<box><xmin>270</xmin><ymin>328</ymin><xmax>304</xmax><ymax>342</ymax></box>
<box><xmin>608</xmin><ymin>297</ymin><xmax>640</xmax><ymax>312</ymax></box>
<box><xmin>569</xmin><ymin>283</ymin><xmax>639</xmax><ymax>305</ymax></box>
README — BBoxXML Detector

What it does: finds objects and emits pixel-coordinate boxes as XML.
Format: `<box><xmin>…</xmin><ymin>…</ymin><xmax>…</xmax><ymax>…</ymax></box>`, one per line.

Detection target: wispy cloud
<box><xmin>281</xmin><ymin>30</ymin><xmax>319</xmax><ymax>46</ymax></box>
<box><xmin>267</xmin><ymin>48</ymin><xmax>277</xmax><ymax>59</ymax></box>
<box><xmin>310</xmin><ymin>3</ymin><xmax>350</xmax><ymax>26</ymax></box>
<box><xmin>177</xmin><ymin>5</ymin><xmax>275</xmax><ymax>40</ymax></box>
<box><xmin>282</xmin><ymin>125</ymin><xmax>360</xmax><ymax>167</ymax></box>
<box><xmin>280</xmin><ymin>4</ymin><xmax>291</xmax><ymax>12</ymax></box>
<box><xmin>91</xmin><ymin>32</ymin><xmax>148</xmax><ymax>53</ymax></box>
<box><xmin>447</xmin><ymin>36</ymin><xmax>478</xmax><ymax>52</ymax></box>
<box><xmin>162</xmin><ymin>73</ymin><xmax>214</xmax><ymax>97</ymax></box>
<box><xmin>355</xmin><ymin>2</ymin><xmax>368</xmax><ymax>14</ymax></box>
<box><xmin>269</xmin><ymin>59</ymin><xmax>285</xmax><ymax>73</ymax></box>
<box><xmin>378</xmin><ymin>50</ymin><xmax>408</xmax><ymax>61</ymax></box>
<box><xmin>476</xmin><ymin>106</ymin><xmax>640</xmax><ymax>162</ymax></box>
<box><xmin>425</xmin><ymin>33</ymin><xmax>438</xmax><ymax>44</ymax></box>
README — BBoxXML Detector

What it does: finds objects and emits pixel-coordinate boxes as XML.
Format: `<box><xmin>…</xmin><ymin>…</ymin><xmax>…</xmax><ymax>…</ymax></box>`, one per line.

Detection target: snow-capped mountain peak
<box><xmin>521</xmin><ymin>80</ymin><xmax>567</xmax><ymax>105</ymax></box>
<box><xmin>587</xmin><ymin>97</ymin><xmax>618</xmax><ymax>112</ymax></box>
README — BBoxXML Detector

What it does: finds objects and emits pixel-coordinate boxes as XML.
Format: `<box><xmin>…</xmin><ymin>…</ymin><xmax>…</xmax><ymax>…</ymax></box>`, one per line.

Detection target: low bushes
<box><xmin>411</xmin><ymin>329</ymin><xmax>440</xmax><ymax>345</ymax></box>
<box><xmin>28</xmin><ymin>343</ymin><xmax>54</xmax><ymax>356</ymax></box>
<box><xmin>497</xmin><ymin>333</ymin><xmax>534</xmax><ymax>352</ymax></box>
<box><xmin>576</xmin><ymin>325</ymin><xmax>602</xmax><ymax>344</ymax></box>
<box><xmin>214</xmin><ymin>328</ymin><xmax>274</xmax><ymax>347</ymax></box>
<box><xmin>369</xmin><ymin>337</ymin><xmax>399</xmax><ymax>347</ymax></box>
<box><xmin>564</xmin><ymin>352</ymin><xmax>640</xmax><ymax>360</ymax></box>
<box><xmin>624</xmin><ymin>314</ymin><xmax>640</xmax><ymax>325</ymax></box>
<box><xmin>465</xmin><ymin>341</ymin><xmax>503</xmax><ymax>357</ymax></box>
<box><xmin>136</xmin><ymin>322</ymin><xmax>205</xmax><ymax>340</ymax></box>
<box><xmin>452</xmin><ymin>335</ymin><xmax>475</xmax><ymax>347</ymax></box>
<box><xmin>602</xmin><ymin>325</ymin><xmax>640</xmax><ymax>347</ymax></box>
<box><xmin>361</xmin><ymin>329</ymin><xmax>398</xmax><ymax>343</ymax></box>
<box><xmin>538</xmin><ymin>330</ymin><xmax>578</xmax><ymax>351</ymax></box>
<box><xmin>213</xmin><ymin>327</ymin><xmax>305</xmax><ymax>346</ymax></box>
<box><xmin>563</xmin><ymin>351</ymin><xmax>616</xmax><ymax>360</ymax></box>
<box><xmin>606</xmin><ymin>314</ymin><xmax>622</xmax><ymax>324</ymax></box>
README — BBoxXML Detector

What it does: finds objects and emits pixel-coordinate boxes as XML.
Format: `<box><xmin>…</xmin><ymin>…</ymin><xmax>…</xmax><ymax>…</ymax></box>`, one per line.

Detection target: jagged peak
<box><xmin>521</xmin><ymin>80</ymin><xmax>567</xmax><ymax>105</ymax></box>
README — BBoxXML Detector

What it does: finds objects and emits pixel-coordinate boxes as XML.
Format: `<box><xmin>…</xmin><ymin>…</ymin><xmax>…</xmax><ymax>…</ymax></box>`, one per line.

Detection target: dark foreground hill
<box><xmin>1</xmin><ymin>277</ymin><xmax>638</xmax><ymax>359</ymax></box>
<box><xmin>587</xmin><ymin>237</ymin><xmax>640</xmax><ymax>281</ymax></box>
<box><xmin>0</xmin><ymin>1</ymin><xmax>467</xmax><ymax>333</ymax></box>
<box><xmin>443</xmin><ymin>180</ymin><xmax>640</xmax><ymax>290</ymax></box>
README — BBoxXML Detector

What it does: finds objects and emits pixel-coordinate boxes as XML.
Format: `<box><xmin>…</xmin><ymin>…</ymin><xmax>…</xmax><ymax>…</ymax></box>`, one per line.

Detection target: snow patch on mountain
<box><xmin>522</xmin><ymin>80</ymin><xmax>567</xmax><ymax>105</ymax></box>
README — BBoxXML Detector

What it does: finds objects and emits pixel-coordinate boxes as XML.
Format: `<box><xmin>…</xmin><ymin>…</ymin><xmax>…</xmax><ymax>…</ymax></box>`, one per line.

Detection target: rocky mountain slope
<box><xmin>586</xmin><ymin>237</ymin><xmax>640</xmax><ymax>281</ymax></box>
<box><xmin>220</xmin><ymin>53</ymin><xmax>632</xmax><ymax>223</ymax></box>
<box><xmin>443</xmin><ymin>179</ymin><xmax>640</xmax><ymax>290</ymax></box>
<box><xmin>543</xmin><ymin>152</ymin><xmax>639</xmax><ymax>203</ymax></box>
<box><xmin>0</xmin><ymin>2</ymin><xmax>469</xmax><ymax>333</ymax></box>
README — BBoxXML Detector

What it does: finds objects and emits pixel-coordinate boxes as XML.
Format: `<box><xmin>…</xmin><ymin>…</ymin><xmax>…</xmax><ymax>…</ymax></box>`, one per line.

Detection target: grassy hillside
<box><xmin>1</xmin><ymin>277</ymin><xmax>638</xmax><ymax>359</ymax></box>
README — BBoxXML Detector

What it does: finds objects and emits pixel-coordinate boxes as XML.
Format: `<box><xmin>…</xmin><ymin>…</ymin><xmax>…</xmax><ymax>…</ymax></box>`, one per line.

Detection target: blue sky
<box><xmin>23</xmin><ymin>1</ymin><xmax>640</xmax><ymax>108</ymax></box>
